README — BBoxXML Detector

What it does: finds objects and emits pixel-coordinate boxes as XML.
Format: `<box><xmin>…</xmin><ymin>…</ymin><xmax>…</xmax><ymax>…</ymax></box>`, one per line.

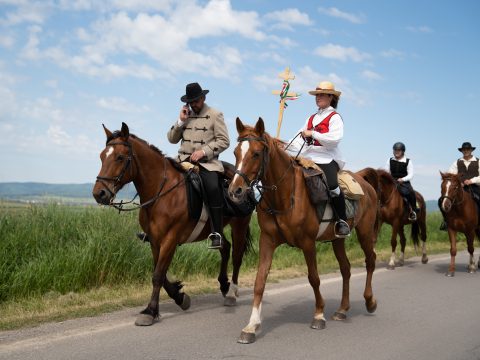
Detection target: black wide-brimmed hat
<box><xmin>458</xmin><ymin>142</ymin><xmax>476</xmax><ymax>152</ymax></box>
<box><xmin>180</xmin><ymin>82</ymin><xmax>209</xmax><ymax>103</ymax></box>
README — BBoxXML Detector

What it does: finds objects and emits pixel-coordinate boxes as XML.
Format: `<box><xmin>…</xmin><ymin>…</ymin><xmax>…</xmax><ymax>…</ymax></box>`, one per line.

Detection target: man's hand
<box><xmin>464</xmin><ymin>179</ymin><xmax>473</xmax><ymax>185</ymax></box>
<box><xmin>398</xmin><ymin>179</ymin><xmax>404</xmax><ymax>184</ymax></box>
<box><xmin>190</xmin><ymin>150</ymin><xmax>205</xmax><ymax>163</ymax></box>
<box><xmin>179</xmin><ymin>105</ymin><xmax>190</xmax><ymax>122</ymax></box>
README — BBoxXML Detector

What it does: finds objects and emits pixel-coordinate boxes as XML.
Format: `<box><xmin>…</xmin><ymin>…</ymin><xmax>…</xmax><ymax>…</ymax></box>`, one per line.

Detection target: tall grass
<box><xmin>0</xmin><ymin>203</ymin><xmax>457</xmax><ymax>304</ymax></box>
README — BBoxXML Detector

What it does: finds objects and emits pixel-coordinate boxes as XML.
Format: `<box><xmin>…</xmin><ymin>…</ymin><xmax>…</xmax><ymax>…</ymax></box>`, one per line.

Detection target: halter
<box><xmin>235</xmin><ymin>136</ymin><xmax>271</xmax><ymax>193</ymax></box>
<box><xmin>438</xmin><ymin>179</ymin><xmax>465</xmax><ymax>210</ymax></box>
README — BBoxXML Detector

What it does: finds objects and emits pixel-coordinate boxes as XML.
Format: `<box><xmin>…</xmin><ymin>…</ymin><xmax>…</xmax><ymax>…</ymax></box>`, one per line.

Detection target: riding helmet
<box><xmin>393</xmin><ymin>142</ymin><xmax>406</xmax><ymax>152</ymax></box>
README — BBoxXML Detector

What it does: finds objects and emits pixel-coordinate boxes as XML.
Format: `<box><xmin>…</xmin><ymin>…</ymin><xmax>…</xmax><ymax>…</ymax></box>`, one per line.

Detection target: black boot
<box><xmin>331</xmin><ymin>192</ymin><xmax>351</xmax><ymax>238</ymax></box>
<box><xmin>439</xmin><ymin>221</ymin><xmax>448</xmax><ymax>231</ymax></box>
<box><xmin>136</xmin><ymin>232</ymin><xmax>150</xmax><ymax>243</ymax></box>
<box><xmin>208</xmin><ymin>206</ymin><xmax>224</xmax><ymax>249</ymax></box>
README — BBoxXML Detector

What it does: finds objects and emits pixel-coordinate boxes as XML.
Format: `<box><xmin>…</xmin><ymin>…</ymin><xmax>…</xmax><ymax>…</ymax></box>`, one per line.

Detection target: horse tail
<box><xmin>411</xmin><ymin>221</ymin><xmax>420</xmax><ymax>247</ymax></box>
<box><xmin>357</xmin><ymin>167</ymin><xmax>381</xmax><ymax>234</ymax></box>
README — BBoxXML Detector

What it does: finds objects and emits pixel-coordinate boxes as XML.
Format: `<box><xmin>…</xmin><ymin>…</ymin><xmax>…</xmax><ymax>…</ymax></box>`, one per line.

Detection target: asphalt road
<box><xmin>1</xmin><ymin>251</ymin><xmax>480</xmax><ymax>360</ymax></box>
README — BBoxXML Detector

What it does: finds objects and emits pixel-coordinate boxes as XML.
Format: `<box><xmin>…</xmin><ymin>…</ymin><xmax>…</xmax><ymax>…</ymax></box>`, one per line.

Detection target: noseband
<box><xmin>96</xmin><ymin>141</ymin><xmax>135</xmax><ymax>199</ymax></box>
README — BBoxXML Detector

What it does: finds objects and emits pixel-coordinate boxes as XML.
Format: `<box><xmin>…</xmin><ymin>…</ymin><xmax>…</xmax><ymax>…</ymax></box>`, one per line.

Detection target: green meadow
<box><xmin>0</xmin><ymin>202</ymin><xmax>463</xmax><ymax>330</ymax></box>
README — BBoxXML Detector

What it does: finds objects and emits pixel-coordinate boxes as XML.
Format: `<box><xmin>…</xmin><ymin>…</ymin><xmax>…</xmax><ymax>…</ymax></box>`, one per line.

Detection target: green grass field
<box><xmin>0</xmin><ymin>202</ymin><xmax>466</xmax><ymax>330</ymax></box>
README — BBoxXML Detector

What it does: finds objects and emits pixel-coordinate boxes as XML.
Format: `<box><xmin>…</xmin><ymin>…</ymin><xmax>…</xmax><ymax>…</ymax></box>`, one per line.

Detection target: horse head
<box><xmin>439</xmin><ymin>171</ymin><xmax>463</xmax><ymax>213</ymax></box>
<box><xmin>92</xmin><ymin>122</ymin><xmax>136</xmax><ymax>205</ymax></box>
<box><xmin>228</xmin><ymin>117</ymin><xmax>268</xmax><ymax>203</ymax></box>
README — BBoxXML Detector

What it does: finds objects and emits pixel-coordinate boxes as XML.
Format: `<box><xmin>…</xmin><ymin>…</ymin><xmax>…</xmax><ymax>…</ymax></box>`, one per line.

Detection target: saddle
<box><xmin>295</xmin><ymin>158</ymin><xmax>361</xmax><ymax>222</ymax></box>
<box><xmin>183</xmin><ymin>161</ymin><xmax>256</xmax><ymax>221</ymax></box>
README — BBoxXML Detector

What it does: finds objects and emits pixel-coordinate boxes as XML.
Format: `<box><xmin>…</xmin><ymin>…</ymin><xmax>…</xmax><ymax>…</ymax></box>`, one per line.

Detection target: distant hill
<box><xmin>0</xmin><ymin>182</ymin><xmax>137</xmax><ymax>203</ymax></box>
<box><xmin>426</xmin><ymin>200</ymin><xmax>439</xmax><ymax>213</ymax></box>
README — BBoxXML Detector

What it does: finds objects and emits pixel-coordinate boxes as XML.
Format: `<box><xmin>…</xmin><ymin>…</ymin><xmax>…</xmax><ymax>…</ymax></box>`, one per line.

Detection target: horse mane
<box><xmin>239</xmin><ymin>124</ymin><xmax>290</xmax><ymax>162</ymax></box>
<box><xmin>376</xmin><ymin>169</ymin><xmax>396</xmax><ymax>186</ymax></box>
<box><xmin>107</xmin><ymin>131</ymin><xmax>186</xmax><ymax>173</ymax></box>
<box><xmin>441</xmin><ymin>172</ymin><xmax>461</xmax><ymax>182</ymax></box>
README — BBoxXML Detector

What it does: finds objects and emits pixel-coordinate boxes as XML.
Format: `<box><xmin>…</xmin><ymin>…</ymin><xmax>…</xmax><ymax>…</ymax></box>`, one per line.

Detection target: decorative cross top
<box><xmin>272</xmin><ymin>67</ymin><xmax>300</xmax><ymax>138</ymax></box>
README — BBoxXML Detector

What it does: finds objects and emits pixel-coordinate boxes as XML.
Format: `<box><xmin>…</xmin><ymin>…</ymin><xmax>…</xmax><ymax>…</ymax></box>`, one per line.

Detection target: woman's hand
<box><xmin>302</xmin><ymin>129</ymin><xmax>313</xmax><ymax>138</ymax></box>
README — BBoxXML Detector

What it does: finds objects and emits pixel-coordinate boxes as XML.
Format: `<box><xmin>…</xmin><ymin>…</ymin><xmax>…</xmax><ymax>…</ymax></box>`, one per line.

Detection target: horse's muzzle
<box><xmin>92</xmin><ymin>187</ymin><xmax>113</xmax><ymax>205</ymax></box>
<box><xmin>228</xmin><ymin>185</ymin><xmax>247</xmax><ymax>204</ymax></box>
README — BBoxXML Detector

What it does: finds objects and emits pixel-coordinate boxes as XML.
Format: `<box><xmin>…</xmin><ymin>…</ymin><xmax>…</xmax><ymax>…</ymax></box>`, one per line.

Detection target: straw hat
<box><xmin>308</xmin><ymin>81</ymin><xmax>341</xmax><ymax>97</ymax></box>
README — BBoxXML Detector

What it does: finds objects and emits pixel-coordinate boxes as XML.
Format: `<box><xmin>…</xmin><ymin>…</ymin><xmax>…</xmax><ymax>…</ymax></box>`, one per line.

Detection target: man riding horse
<box><xmin>385</xmin><ymin>142</ymin><xmax>419</xmax><ymax>221</ymax></box>
<box><xmin>167</xmin><ymin>82</ymin><xmax>230</xmax><ymax>249</ymax></box>
<box><xmin>440</xmin><ymin>142</ymin><xmax>480</xmax><ymax>230</ymax></box>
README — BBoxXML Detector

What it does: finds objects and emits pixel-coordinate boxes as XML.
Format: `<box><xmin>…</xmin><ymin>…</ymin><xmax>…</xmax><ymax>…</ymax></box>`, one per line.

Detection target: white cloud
<box><xmin>264</xmin><ymin>8</ymin><xmax>313</xmax><ymax>31</ymax></box>
<box><xmin>20</xmin><ymin>1</ymin><xmax>265</xmax><ymax>80</ymax></box>
<box><xmin>314</xmin><ymin>43</ymin><xmax>371</xmax><ymax>63</ymax></box>
<box><xmin>318</xmin><ymin>7</ymin><xmax>366</xmax><ymax>24</ymax></box>
<box><xmin>406</xmin><ymin>25</ymin><xmax>433</xmax><ymax>33</ymax></box>
<box><xmin>97</xmin><ymin>97</ymin><xmax>150</xmax><ymax>113</ymax></box>
<box><xmin>0</xmin><ymin>34</ymin><xmax>15</xmax><ymax>48</ymax></box>
<box><xmin>0</xmin><ymin>1</ymin><xmax>52</xmax><ymax>26</ymax></box>
<box><xmin>361</xmin><ymin>69</ymin><xmax>383</xmax><ymax>81</ymax></box>
<box><xmin>381</xmin><ymin>48</ymin><xmax>405</xmax><ymax>59</ymax></box>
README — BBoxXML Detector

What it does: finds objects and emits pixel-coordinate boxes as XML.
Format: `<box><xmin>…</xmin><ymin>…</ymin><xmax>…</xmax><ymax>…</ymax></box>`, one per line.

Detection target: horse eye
<box><xmin>116</xmin><ymin>155</ymin><xmax>125</xmax><ymax>162</ymax></box>
<box><xmin>252</xmin><ymin>152</ymin><xmax>260</xmax><ymax>159</ymax></box>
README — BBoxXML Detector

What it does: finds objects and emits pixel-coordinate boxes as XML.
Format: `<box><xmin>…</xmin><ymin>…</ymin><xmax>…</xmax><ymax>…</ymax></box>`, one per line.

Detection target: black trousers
<box><xmin>199</xmin><ymin>168</ymin><xmax>222</xmax><ymax>207</ymax></box>
<box><xmin>397</xmin><ymin>181</ymin><xmax>417</xmax><ymax>210</ymax></box>
<box><xmin>318</xmin><ymin>161</ymin><xmax>340</xmax><ymax>190</ymax></box>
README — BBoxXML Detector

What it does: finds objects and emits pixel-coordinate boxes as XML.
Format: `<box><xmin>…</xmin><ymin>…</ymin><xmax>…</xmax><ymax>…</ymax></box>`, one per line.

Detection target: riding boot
<box><xmin>331</xmin><ymin>192</ymin><xmax>351</xmax><ymax>238</ymax></box>
<box><xmin>408</xmin><ymin>193</ymin><xmax>418</xmax><ymax>221</ymax></box>
<box><xmin>208</xmin><ymin>206</ymin><xmax>224</xmax><ymax>249</ymax></box>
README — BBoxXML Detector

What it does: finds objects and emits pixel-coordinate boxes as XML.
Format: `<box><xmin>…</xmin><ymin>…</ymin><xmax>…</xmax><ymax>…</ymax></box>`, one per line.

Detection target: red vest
<box><xmin>307</xmin><ymin>111</ymin><xmax>337</xmax><ymax>146</ymax></box>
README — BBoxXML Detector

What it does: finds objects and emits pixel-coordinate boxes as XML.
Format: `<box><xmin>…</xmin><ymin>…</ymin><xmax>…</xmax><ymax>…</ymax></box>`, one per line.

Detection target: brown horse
<box><xmin>92</xmin><ymin>123</ymin><xmax>253</xmax><ymax>325</ymax></box>
<box><xmin>228</xmin><ymin>118</ymin><xmax>379</xmax><ymax>344</ymax></box>
<box><xmin>376</xmin><ymin>169</ymin><xmax>428</xmax><ymax>269</ymax></box>
<box><xmin>439</xmin><ymin>172</ymin><xmax>480</xmax><ymax>276</ymax></box>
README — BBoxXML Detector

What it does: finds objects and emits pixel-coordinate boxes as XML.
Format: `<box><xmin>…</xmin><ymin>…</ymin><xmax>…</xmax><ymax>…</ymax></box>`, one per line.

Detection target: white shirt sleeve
<box><xmin>385</xmin><ymin>158</ymin><xmax>392</xmax><ymax>173</ymax></box>
<box><xmin>401</xmin><ymin>159</ymin><xmax>414</xmax><ymax>182</ymax></box>
<box><xmin>469</xmin><ymin>159</ymin><xmax>480</xmax><ymax>184</ymax></box>
<box><xmin>311</xmin><ymin>114</ymin><xmax>343</xmax><ymax>149</ymax></box>
<box><xmin>448</xmin><ymin>160</ymin><xmax>458</xmax><ymax>174</ymax></box>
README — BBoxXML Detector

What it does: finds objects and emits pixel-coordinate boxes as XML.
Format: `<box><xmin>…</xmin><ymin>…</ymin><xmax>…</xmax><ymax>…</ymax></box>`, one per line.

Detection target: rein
<box><xmin>96</xmin><ymin>140</ymin><xmax>185</xmax><ymax>212</ymax></box>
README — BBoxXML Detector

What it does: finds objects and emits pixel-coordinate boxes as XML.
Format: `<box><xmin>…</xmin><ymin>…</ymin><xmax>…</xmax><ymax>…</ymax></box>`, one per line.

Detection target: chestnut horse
<box><xmin>439</xmin><ymin>172</ymin><xmax>480</xmax><ymax>276</ymax></box>
<box><xmin>228</xmin><ymin>118</ymin><xmax>379</xmax><ymax>344</ymax></box>
<box><xmin>376</xmin><ymin>169</ymin><xmax>428</xmax><ymax>269</ymax></box>
<box><xmin>92</xmin><ymin>123</ymin><xmax>253</xmax><ymax>326</ymax></box>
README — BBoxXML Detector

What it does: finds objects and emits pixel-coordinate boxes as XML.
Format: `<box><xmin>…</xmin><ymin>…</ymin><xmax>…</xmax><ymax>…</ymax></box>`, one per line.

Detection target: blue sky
<box><xmin>0</xmin><ymin>0</ymin><xmax>479</xmax><ymax>200</ymax></box>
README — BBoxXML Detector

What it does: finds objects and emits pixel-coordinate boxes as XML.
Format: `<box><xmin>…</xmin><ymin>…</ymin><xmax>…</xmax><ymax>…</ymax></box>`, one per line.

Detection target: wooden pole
<box><xmin>272</xmin><ymin>67</ymin><xmax>299</xmax><ymax>139</ymax></box>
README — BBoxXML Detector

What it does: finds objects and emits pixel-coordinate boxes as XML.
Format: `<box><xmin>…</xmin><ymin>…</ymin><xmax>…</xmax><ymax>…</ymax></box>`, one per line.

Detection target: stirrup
<box><xmin>408</xmin><ymin>212</ymin><xmax>417</xmax><ymax>222</ymax></box>
<box><xmin>334</xmin><ymin>219</ymin><xmax>351</xmax><ymax>238</ymax></box>
<box><xmin>207</xmin><ymin>232</ymin><xmax>223</xmax><ymax>249</ymax></box>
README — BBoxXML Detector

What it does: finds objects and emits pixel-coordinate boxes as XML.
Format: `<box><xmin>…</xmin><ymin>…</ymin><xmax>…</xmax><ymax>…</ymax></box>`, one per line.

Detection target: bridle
<box><xmin>95</xmin><ymin>139</ymin><xmax>182</xmax><ymax>212</ymax></box>
<box><xmin>96</xmin><ymin>141</ymin><xmax>135</xmax><ymax>200</ymax></box>
<box><xmin>234</xmin><ymin>136</ymin><xmax>270</xmax><ymax>193</ymax></box>
<box><xmin>438</xmin><ymin>179</ymin><xmax>465</xmax><ymax>210</ymax></box>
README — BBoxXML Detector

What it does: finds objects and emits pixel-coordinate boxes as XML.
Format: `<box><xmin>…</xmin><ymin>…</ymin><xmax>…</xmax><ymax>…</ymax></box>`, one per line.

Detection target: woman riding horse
<box><xmin>285</xmin><ymin>81</ymin><xmax>350</xmax><ymax>237</ymax></box>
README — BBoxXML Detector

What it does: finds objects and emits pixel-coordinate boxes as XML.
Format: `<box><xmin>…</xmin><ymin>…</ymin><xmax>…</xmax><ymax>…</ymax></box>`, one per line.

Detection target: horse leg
<box><xmin>466</xmin><ymin>230</ymin><xmax>476</xmax><ymax>274</ymax></box>
<box><xmin>420</xmin><ymin>215</ymin><xmax>428</xmax><ymax>264</ymax></box>
<box><xmin>398</xmin><ymin>226</ymin><xmax>407</xmax><ymax>267</ymax></box>
<box><xmin>164</xmin><ymin>274</ymin><xmax>191</xmax><ymax>311</ymax></box>
<box><xmin>388</xmin><ymin>225</ymin><xmax>398</xmax><ymax>270</ymax></box>
<box><xmin>300</xmin><ymin>240</ymin><xmax>327</xmax><ymax>329</ymax></box>
<box><xmin>217</xmin><ymin>237</ymin><xmax>231</xmax><ymax>298</ymax></box>
<box><xmin>331</xmin><ymin>238</ymin><xmax>351</xmax><ymax>321</ymax></box>
<box><xmin>355</xmin><ymin>223</ymin><xmax>377</xmax><ymax>313</ymax></box>
<box><xmin>136</xmin><ymin>237</ymin><xmax>176</xmax><ymax>326</ymax></box>
<box><xmin>225</xmin><ymin>217</ymin><xmax>251</xmax><ymax>306</ymax></box>
<box><xmin>238</xmin><ymin>234</ymin><xmax>277</xmax><ymax>344</ymax></box>
<box><xmin>446</xmin><ymin>229</ymin><xmax>457</xmax><ymax>277</ymax></box>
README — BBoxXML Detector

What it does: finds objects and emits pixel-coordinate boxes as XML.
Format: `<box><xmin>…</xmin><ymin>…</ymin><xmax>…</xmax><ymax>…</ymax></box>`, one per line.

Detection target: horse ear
<box><xmin>121</xmin><ymin>122</ymin><xmax>130</xmax><ymax>139</ymax></box>
<box><xmin>102</xmin><ymin>124</ymin><xmax>113</xmax><ymax>139</ymax></box>
<box><xmin>439</xmin><ymin>170</ymin><xmax>445</xmax><ymax>178</ymax></box>
<box><xmin>255</xmin><ymin>117</ymin><xmax>265</xmax><ymax>136</ymax></box>
<box><xmin>236</xmin><ymin>117</ymin><xmax>245</xmax><ymax>134</ymax></box>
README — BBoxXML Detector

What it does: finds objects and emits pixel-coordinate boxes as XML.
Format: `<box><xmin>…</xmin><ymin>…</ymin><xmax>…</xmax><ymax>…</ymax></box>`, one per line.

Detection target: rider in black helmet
<box><xmin>386</xmin><ymin>142</ymin><xmax>419</xmax><ymax>221</ymax></box>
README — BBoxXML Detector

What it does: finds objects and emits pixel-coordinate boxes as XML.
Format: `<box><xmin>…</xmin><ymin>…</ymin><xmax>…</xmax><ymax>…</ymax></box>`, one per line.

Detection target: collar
<box><xmin>194</xmin><ymin>103</ymin><xmax>209</xmax><ymax>116</ymax></box>
<box><xmin>392</xmin><ymin>155</ymin><xmax>407</xmax><ymax>163</ymax></box>
<box><xmin>462</xmin><ymin>156</ymin><xmax>478</xmax><ymax>162</ymax></box>
<box><xmin>317</xmin><ymin>106</ymin><xmax>334</xmax><ymax>115</ymax></box>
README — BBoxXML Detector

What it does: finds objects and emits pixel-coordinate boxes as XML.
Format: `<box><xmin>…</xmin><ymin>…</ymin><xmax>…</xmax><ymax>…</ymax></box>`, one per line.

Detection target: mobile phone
<box><xmin>183</xmin><ymin>105</ymin><xmax>191</xmax><ymax>116</ymax></box>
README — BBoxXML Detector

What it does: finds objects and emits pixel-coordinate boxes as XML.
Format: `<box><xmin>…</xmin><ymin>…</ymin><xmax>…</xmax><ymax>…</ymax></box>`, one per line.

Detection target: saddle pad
<box><xmin>338</xmin><ymin>171</ymin><xmax>364</xmax><ymax>200</ymax></box>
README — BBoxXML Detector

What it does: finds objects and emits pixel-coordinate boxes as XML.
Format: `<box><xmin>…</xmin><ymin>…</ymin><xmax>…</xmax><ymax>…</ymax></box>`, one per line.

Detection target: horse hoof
<box><xmin>180</xmin><ymin>293</ymin><xmax>191</xmax><ymax>311</ymax></box>
<box><xmin>224</xmin><ymin>296</ymin><xmax>237</xmax><ymax>307</ymax></box>
<box><xmin>445</xmin><ymin>271</ymin><xmax>455</xmax><ymax>277</ymax></box>
<box><xmin>135</xmin><ymin>313</ymin><xmax>156</xmax><ymax>326</ymax></box>
<box><xmin>366</xmin><ymin>299</ymin><xmax>378</xmax><ymax>314</ymax></box>
<box><xmin>467</xmin><ymin>268</ymin><xmax>476</xmax><ymax>274</ymax></box>
<box><xmin>331</xmin><ymin>311</ymin><xmax>347</xmax><ymax>321</ymax></box>
<box><xmin>310</xmin><ymin>318</ymin><xmax>326</xmax><ymax>329</ymax></box>
<box><xmin>398</xmin><ymin>261</ymin><xmax>404</xmax><ymax>267</ymax></box>
<box><xmin>238</xmin><ymin>331</ymin><xmax>256</xmax><ymax>344</ymax></box>
<box><xmin>387</xmin><ymin>264</ymin><xmax>395</xmax><ymax>270</ymax></box>
<box><xmin>421</xmin><ymin>255</ymin><xmax>428</xmax><ymax>264</ymax></box>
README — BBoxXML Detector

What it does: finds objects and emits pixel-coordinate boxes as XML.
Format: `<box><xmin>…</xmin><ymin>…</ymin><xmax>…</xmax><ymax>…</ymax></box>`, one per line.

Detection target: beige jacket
<box><xmin>167</xmin><ymin>104</ymin><xmax>230</xmax><ymax>172</ymax></box>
